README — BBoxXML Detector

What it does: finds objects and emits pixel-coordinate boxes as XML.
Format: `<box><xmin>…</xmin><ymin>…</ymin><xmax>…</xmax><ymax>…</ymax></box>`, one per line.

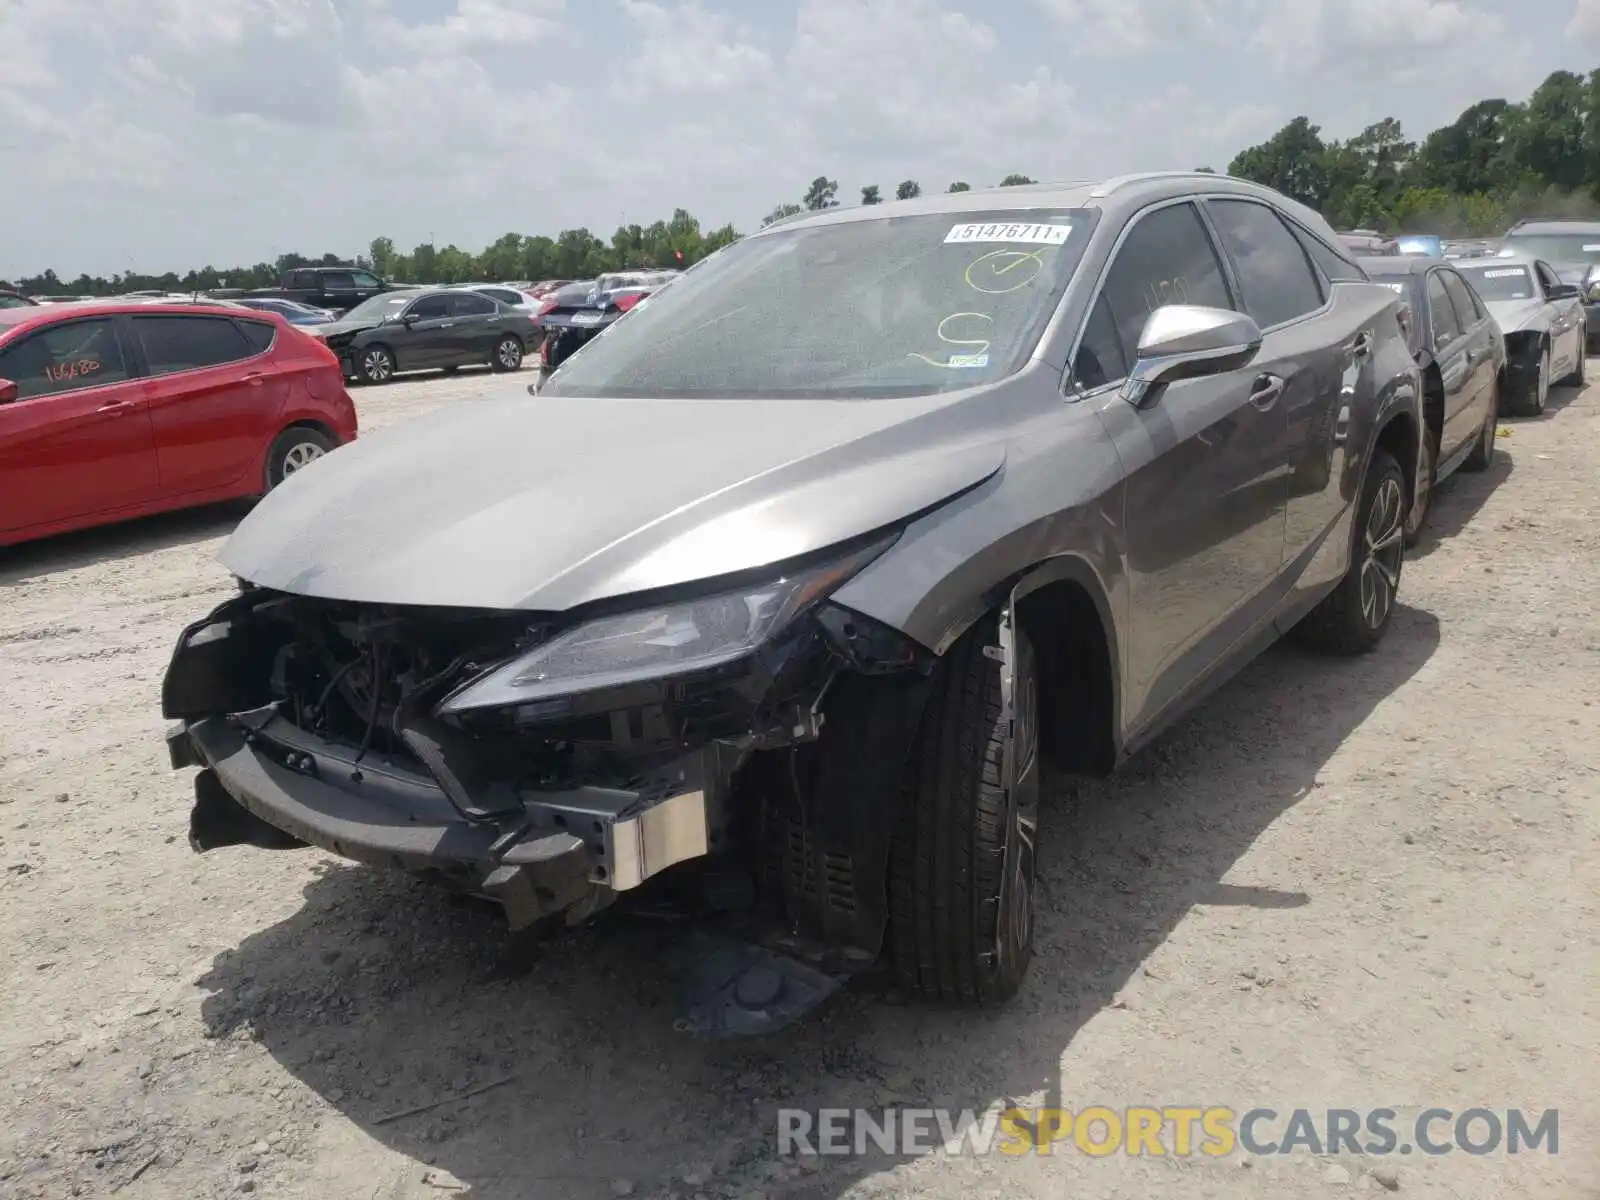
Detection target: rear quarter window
<box><xmin>236</xmin><ymin>319</ymin><xmax>277</xmax><ymax>353</ymax></box>
<box><xmin>133</xmin><ymin>315</ymin><xmax>254</xmax><ymax>375</ymax></box>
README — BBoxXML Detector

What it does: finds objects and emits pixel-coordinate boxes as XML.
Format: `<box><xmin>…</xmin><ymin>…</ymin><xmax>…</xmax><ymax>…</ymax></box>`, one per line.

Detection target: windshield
<box><xmin>339</xmin><ymin>293</ymin><xmax>411</xmax><ymax>322</ymax></box>
<box><xmin>1458</xmin><ymin>264</ymin><xmax>1537</xmax><ymax>301</ymax></box>
<box><xmin>1500</xmin><ymin>233</ymin><xmax>1600</xmax><ymax>264</ymax></box>
<box><xmin>542</xmin><ymin>209</ymin><xmax>1094</xmax><ymax>399</ymax></box>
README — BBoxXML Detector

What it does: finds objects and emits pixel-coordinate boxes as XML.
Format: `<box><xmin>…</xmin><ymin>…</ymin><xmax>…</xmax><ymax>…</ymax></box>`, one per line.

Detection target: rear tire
<box><xmin>264</xmin><ymin>427</ymin><xmax>336</xmax><ymax>490</ymax></box>
<box><xmin>1291</xmin><ymin>449</ymin><xmax>1405</xmax><ymax>656</ymax></box>
<box><xmin>888</xmin><ymin>613</ymin><xmax>1039</xmax><ymax>1005</ymax></box>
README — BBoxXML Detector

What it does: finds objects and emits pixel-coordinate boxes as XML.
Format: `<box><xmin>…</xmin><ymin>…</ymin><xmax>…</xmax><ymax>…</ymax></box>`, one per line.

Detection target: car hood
<box><xmin>219</xmin><ymin>389</ymin><xmax>1007</xmax><ymax>611</ymax></box>
<box><xmin>1484</xmin><ymin>298</ymin><xmax>1545</xmax><ymax>331</ymax></box>
<box><xmin>315</xmin><ymin>317</ymin><xmax>389</xmax><ymax>338</ymax></box>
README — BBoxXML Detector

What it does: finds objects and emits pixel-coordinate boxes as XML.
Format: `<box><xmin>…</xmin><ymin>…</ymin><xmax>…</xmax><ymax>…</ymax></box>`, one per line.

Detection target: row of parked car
<box><xmin>147</xmin><ymin>173</ymin><xmax>1592</xmax><ymax>1024</ymax></box>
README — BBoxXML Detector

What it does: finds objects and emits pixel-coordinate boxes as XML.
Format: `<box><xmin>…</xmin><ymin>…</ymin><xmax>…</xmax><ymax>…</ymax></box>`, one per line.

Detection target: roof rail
<box><xmin>1086</xmin><ymin>170</ymin><xmax>1234</xmax><ymax>198</ymax></box>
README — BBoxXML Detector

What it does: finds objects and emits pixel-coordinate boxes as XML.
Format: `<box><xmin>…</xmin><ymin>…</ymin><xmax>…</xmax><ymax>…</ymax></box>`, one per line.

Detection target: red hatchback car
<box><xmin>0</xmin><ymin>302</ymin><xmax>357</xmax><ymax>548</ymax></box>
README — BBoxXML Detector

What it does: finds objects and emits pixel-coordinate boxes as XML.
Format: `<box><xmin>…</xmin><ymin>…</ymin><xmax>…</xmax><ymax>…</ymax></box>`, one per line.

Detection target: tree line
<box><xmin>7</xmin><ymin>66</ymin><xmax>1599</xmax><ymax>298</ymax></box>
<box><xmin>1226</xmin><ymin>68</ymin><xmax>1600</xmax><ymax>235</ymax></box>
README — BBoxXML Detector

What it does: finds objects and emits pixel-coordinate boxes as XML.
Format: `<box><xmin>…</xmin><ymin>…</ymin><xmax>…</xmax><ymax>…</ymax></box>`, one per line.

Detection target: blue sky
<box><xmin>1</xmin><ymin>0</ymin><xmax>1595</xmax><ymax>277</ymax></box>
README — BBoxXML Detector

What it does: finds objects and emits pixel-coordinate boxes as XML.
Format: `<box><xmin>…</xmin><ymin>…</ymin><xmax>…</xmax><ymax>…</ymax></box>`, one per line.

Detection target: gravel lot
<box><xmin>2</xmin><ymin>362</ymin><xmax>1597</xmax><ymax>1200</ymax></box>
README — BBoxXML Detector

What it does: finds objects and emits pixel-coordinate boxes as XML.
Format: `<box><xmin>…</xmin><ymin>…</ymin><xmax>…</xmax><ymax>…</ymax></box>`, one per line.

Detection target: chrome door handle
<box><xmin>440</xmin><ymin>322</ymin><xmax>454</xmax><ymax>328</ymax></box>
<box><xmin>1248</xmin><ymin>373</ymin><xmax>1284</xmax><ymax>411</ymax></box>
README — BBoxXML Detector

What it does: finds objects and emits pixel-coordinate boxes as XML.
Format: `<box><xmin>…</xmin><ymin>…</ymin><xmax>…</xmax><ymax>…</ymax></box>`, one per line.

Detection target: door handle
<box><xmin>440</xmin><ymin>322</ymin><xmax>454</xmax><ymax>328</ymax></box>
<box><xmin>244</xmin><ymin>371</ymin><xmax>265</xmax><ymax>388</ymax></box>
<box><xmin>1248</xmin><ymin>373</ymin><xmax>1284</xmax><ymax>411</ymax></box>
<box><xmin>1348</xmin><ymin>331</ymin><xmax>1374</xmax><ymax>358</ymax></box>
<box><xmin>96</xmin><ymin>399</ymin><xmax>135</xmax><ymax>415</ymax></box>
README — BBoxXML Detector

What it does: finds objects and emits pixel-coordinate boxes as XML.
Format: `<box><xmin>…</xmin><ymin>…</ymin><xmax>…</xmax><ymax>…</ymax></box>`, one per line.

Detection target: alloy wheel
<box><xmin>363</xmin><ymin>348</ymin><xmax>393</xmax><ymax>383</ymax></box>
<box><xmin>497</xmin><ymin>338</ymin><xmax>523</xmax><ymax>369</ymax></box>
<box><xmin>1535</xmin><ymin>349</ymin><xmax>1549</xmax><ymax>413</ymax></box>
<box><xmin>280</xmin><ymin>441</ymin><xmax>325</xmax><ymax>476</ymax></box>
<box><xmin>1360</xmin><ymin>475</ymin><xmax>1405</xmax><ymax>630</ymax></box>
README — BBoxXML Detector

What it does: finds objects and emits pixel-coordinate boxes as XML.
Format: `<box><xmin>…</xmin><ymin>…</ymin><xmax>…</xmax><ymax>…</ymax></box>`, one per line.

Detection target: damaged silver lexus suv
<box><xmin>162</xmin><ymin>173</ymin><xmax>1422</xmax><ymax>1016</ymax></box>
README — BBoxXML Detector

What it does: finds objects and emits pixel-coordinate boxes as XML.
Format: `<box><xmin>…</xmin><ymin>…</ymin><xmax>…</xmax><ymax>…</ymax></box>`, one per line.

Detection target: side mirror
<box><xmin>1548</xmin><ymin>282</ymin><xmax>1580</xmax><ymax>300</ymax></box>
<box><xmin>401</xmin><ymin>312</ymin><xmax>419</xmax><ymax>325</ymax></box>
<box><xmin>0</xmin><ymin>377</ymin><xmax>17</xmax><ymax>405</ymax></box>
<box><xmin>1120</xmin><ymin>305</ymin><xmax>1263</xmax><ymax>408</ymax></box>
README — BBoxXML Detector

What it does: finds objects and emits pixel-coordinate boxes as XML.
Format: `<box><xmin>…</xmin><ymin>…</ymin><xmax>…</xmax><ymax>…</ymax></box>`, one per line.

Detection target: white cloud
<box><xmin>617</xmin><ymin>1</ymin><xmax>771</xmax><ymax>94</ymax></box>
<box><xmin>1031</xmin><ymin>0</ymin><xmax>1222</xmax><ymax>54</ymax></box>
<box><xmin>0</xmin><ymin>0</ymin><xmax>1571</xmax><ymax>278</ymax></box>
<box><xmin>1568</xmin><ymin>0</ymin><xmax>1600</xmax><ymax>47</ymax></box>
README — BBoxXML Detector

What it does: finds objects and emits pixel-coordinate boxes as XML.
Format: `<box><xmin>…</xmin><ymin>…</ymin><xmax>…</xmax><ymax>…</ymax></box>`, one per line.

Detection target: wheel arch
<box><xmin>261</xmin><ymin>420</ymin><xmax>339</xmax><ymax>492</ymax></box>
<box><xmin>1373</xmin><ymin>407</ymin><xmax>1420</xmax><ymax>514</ymax></box>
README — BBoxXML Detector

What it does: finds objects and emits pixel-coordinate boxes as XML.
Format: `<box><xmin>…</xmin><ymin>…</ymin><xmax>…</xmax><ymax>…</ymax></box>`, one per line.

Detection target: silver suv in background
<box><xmin>1499</xmin><ymin>218</ymin><xmax>1600</xmax><ymax>350</ymax></box>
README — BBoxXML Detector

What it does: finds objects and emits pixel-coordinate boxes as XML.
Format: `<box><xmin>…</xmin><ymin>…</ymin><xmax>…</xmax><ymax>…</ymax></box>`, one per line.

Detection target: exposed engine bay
<box><xmin>163</xmin><ymin>567</ymin><xmax>938</xmax><ymax>1029</ymax></box>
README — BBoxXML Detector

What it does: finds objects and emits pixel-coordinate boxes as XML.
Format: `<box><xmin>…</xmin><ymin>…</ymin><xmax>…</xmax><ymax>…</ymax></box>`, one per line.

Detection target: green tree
<box><xmin>368</xmin><ymin>236</ymin><xmax>396</xmax><ymax>279</ymax></box>
<box><xmin>1410</xmin><ymin>99</ymin><xmax>1517</xmax><ymax>195</ymax></box>
<box><xmin>947</xmin><ymin>181</ymin><xmax>971</xmax><ymax>192</ymax></box>
<box><xmin>1510</xmin><ymin>70</ymin><xmax>1586</xmax><ymax>191</ymax></box>
<box><xmin>998</xmin><ymin>174</ymin><xmax>1034</xmax><ymax>186</ymax></box>
<box><xmin>802</xmin><ymin>176</ymin><xmax>839</xmax><ymax>210</ymax></box>
<box><xmin>1228</xmin><ymin>116</ymin><xmax>1329</xmax><ymax>208</ymax></box>
<box><xmin>762</xmin><ymin>202</ymin><xmax>804</xmax><ymax>226</ymax></box>
<box><xmin>895</xmin><ymin>179</ymin><xmax>921</xmax><ymax>200</ymax></box>
<box><xmin>861</xmin><ymin>184</ymin><xmax>882</xmax><ymax>204</ymax></box>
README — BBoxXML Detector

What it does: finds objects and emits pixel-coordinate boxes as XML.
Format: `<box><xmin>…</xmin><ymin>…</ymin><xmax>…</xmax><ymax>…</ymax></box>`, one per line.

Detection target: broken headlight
<box><xmin>436</xmin><ymin>539</ymin><xmax>892</xmax><ymax>714</ymax></box>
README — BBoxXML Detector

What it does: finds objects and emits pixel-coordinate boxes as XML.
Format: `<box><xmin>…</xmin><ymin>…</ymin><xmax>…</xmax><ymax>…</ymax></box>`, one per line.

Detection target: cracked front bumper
<box><xmin>169</xmin><ymin>710</ymin><xmax>712</xmax><ymax>893</ymax></box>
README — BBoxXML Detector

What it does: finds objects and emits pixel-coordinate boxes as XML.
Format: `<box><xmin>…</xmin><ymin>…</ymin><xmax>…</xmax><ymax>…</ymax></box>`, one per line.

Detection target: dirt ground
<box><xmin>2</xmin><ymin>363</ymin><xmax>1596</xmax><ymax>1200</ymax></box>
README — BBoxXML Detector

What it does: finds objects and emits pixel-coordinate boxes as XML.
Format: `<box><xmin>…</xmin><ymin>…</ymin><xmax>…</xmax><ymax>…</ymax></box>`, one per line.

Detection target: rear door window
<box><xmin>1426</xmin><ymin>272</ymin><xmax>1462</xmax><ymax>345</ymax></box>
<box><xmin>1207</xmin><ymin>199</ymin><xmax>1325</xmax><ymax>327</ymax></box>
<box><xmin>351</xmin><ymin>271</ymin><xmax>383</xmax><ymax>289</ymax></box>
<box><xmin>1438</xmin><ymin>271</ymin><xmax>1481</xmax><ymax>330</ymax></box>
<box><xmin>132</xmin><ymin>315</ymin><xmax>255</xmax><ymax>375</ymax></box>
<box><xmin>0</xmin><ymin>318</ymin><xmax>131</xmax><ymax>400</ymax></box>
<box><xmin>449</xmin><ymin>292</ymin><xmax>497</xmax><ymax>317</ymax></box>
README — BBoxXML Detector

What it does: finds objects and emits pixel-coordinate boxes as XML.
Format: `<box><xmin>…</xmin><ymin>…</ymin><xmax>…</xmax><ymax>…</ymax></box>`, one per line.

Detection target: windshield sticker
<box><xmin>946</xmin><ymin>353</ymin><xmax>990</xmax><ymax>368</ymax></box>
<box><xmin>1482</xmin><ymin>268</ymin><xmax>1525</xmax><ymax>278</ymax></box>
<box><xmin>945</xmin><ymin>222</ymin><xmax>1071</xmax><ymax>246</ymax></box>
<box><xmin>965</xmin><ymin>248</ymin><xmax>1046</xmax><ymax>294</ymax></box>
<box><xmin>1380</xmin><ymin>282</ymin><xmax>1406</xmax><ymax>292</ymax></box>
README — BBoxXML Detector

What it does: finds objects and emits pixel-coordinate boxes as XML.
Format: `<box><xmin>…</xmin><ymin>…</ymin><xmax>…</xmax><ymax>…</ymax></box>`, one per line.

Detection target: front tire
<box><xmin>1462</xmin><ymin>376</ymin><xmax>1498</xmax><ymax>472</ymax></box>
<box><xmin>492</xmin><ymin>336</ymin><xmax>524</xmax><ymax>372</ymax></box>
<box><xmin>888</xmin><ymin>613</ymin><xmax>1039</xmax><ymax>1004</ymax></box>
<box><xmin>1291</xmin><ymin>449</ymin><xmax>1406</xmax><ymax>656</ymax></box>
<box><xmin>356</xmin><ymin>344</ymin><xmax>396</xmax><ymax>385</ymax></box>
<box><xmin>264</xmin><ymin>427</ymin><xmax>336</xmax><ymax>490</ymax></box>
<box><xmin>1510</xmin><ymin>345</ymin><xmax>1550</xmax><ymax>416</ymax></box>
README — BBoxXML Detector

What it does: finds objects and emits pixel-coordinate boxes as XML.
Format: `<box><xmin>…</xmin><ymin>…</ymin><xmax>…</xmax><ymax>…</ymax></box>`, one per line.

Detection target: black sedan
<box><xmin>316</xmin><ymin>289</ymin><xmax>539</xmax><ymax>384</ymax></box>
<box><xmin>1359</xmin><ymin>255</ymin><xmax>1505</xmax><ymax>544</ymax></box>
<box><xmin>1452</xmin><ymin>255</ymin><xmax>1586</xmax><ymax>417</ymax></box>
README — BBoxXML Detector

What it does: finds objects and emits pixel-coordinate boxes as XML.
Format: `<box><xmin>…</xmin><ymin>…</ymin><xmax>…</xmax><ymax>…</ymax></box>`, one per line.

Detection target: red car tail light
<box><xmin>535</xmin><ymin>299</ymin><xmax>559</xmax><ymax>317</ymax></box>
<box><xmin>614</xmin><ymin>293</ymin><xmax>644</xmax><ymax>313</ymax></box>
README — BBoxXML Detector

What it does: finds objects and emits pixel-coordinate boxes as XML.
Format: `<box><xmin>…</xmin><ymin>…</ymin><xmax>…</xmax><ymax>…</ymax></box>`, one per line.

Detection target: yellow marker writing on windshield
<box><xmin>965</xmin><ymin>249</ymin><xmax>1046</xmax><ymax>295</ymax></box>
<box><xmin>908</xmin><ymin>312</ymin><xmax>993</xmax><ymax>368</ymax></box>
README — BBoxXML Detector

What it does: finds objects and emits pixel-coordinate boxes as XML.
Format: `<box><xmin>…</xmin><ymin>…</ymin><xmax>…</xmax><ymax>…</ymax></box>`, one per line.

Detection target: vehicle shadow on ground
<box><xmin>0</xmin><ymin>501</ymin><xmax>249</xmax><ymax>586</ymax></box>
<box><xmin>1407</xmin><ymin>448</ymin><xmax>1513</xmax><ymax>562</ymax></box>
<box><xmin>196</xmin><ymin>605</ymin><xmax>1440</xmax><ymax>1200</ymax></box>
